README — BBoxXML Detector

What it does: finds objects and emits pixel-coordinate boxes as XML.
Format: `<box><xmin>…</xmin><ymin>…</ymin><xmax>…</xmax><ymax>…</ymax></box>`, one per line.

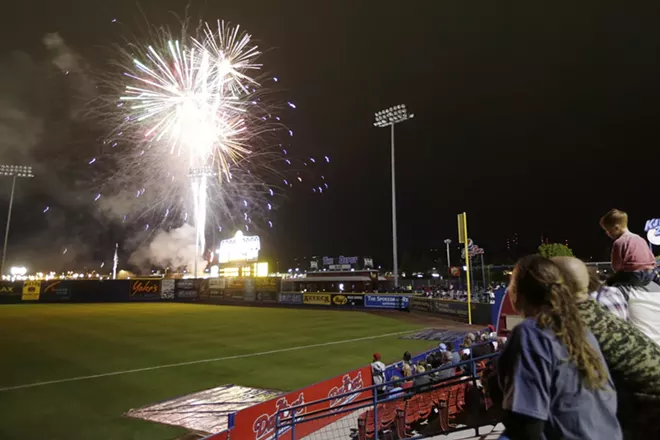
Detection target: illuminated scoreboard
<box><xmin>217</xmin><ymin>231</ymin><xmax>261</xmax><ymax>263</ymax></box>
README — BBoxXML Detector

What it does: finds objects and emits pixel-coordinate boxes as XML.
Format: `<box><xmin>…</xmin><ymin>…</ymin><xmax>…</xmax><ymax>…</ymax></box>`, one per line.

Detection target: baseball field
<box><xmin>0</xmin><ymin>303</ymin><xmax>439</xmax><ymax>440</ymax></box>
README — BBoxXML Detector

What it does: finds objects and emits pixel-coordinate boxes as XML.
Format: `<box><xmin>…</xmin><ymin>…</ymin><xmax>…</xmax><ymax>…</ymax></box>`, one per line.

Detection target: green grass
<box><xmin>0</xmin><ymin>303</ymin><xmax>436</xmax><ymax>440</ymax></box>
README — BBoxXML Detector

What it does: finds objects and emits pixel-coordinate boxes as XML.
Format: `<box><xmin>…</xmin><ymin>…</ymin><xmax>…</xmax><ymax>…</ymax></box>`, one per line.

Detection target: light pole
<box><xmin>188</xmin><ymin>167</ymin><xmax>216</xmax><ymax>278</ymax></box>
<box><xmin>374</xmin><ymin>105</ymin><xmax>414</xmax><ymax>289</ymax></box>
<box><xmin>444</xmin><ymin>239</ymin><xmax>452</xmax><ymax>276</ymax></box>
<box><xmin>1</xmin><ymin>165</ymin><xmax>34</xmax><ymax>276</ymax></box>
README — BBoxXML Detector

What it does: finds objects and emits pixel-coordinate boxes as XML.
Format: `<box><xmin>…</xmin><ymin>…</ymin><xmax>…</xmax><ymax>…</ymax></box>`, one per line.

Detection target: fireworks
<box><xmin>120</xmin><ymin>21</ymin><xmax>261</xmax><ymax>179</ymax></box>
<box><xmin>86</xmin><ymin>18</ymin><xmax>330</xmax><ymax>273</ymax></box>
<box><xmin>111</xmin><ymin>21</ymin><xmax>267</xmax><ymax>267</ymax></box>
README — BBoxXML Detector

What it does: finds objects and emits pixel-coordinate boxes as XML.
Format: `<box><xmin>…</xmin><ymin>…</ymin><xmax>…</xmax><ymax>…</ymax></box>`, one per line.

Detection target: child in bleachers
<box><xmin>600</xmin><ymin>209</ymin><xmax>657</xmax><ymax>287</ymax></box>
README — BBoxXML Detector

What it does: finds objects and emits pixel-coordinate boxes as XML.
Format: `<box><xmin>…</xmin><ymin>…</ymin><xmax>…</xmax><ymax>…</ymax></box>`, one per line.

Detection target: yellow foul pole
<box><xmin>458</xmin><ymin>212</ymin><xmax>472</xmax><ymax>325</ymax></box>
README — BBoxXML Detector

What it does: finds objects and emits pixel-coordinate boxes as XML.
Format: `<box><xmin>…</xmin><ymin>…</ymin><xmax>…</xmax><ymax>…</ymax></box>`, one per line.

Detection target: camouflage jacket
<box><xmin>577</xmin><ymin>299</ymin><xmax>660</xmax><ymax>398</ymax></box>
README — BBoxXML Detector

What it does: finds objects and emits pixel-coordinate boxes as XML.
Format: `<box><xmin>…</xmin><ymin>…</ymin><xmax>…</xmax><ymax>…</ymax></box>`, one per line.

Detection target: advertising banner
<box><xmin>0</xmin><ymin>281</ymin><xmax>22</xmax><ymax>303</ymax></box>
<box><xmin>21</xmin><ymin>280</ymin><xmax>41</xmax><ymax>301</ymax></box>
<box><xmin>227</xmin><ymin>278</ymin><xmax>245</xmax><ymax>290</ymax></box>
<box><xmin>209</xmin><ymin>278</ymin><xmax>226</xmax><ymax>289</ymax></box>
<box><xmin>331</xmin><ymin>294</ymin><xmax>364</xmax><ymax>307</ymax></box>
<box><xmin>224</xmin><ymin>366</ymin><xmax>372</xmax><ymax>440</ymax></box>
<box><xmin>303</xmin><ymin>293</ymin><xmax>331</xmax><ymax>306</ymax></box>
<box><xmin>209</xmin><ymin>278</ymin><xmax>225</xmax><ymax>297</ymax></box>
<box><xmin>409</xmin><ymin>297</ymin><xmax>493</xmax><ymax>325</ymax></box>
<box><xmin>409</xmin><ymin>297</ymin><xmax>433</xmax><ymax>313</ymax></box>
<box><xmin>176</xmin><ymin>289</ymin><xmax>199</xmax><ymax>300</ymax></box>
<box><xmin>364</xmin><ymin>295</ymin><xmax>409</xmax><ymax>310</ymax></box>
<box><xmin>254</xmin><ymin>277</ymin><xmax>281</xmax><ymax>292</ymax></box>
<box><xmin>222</xmin><ymin>290</ymin><xmax>245</xmax><ymax>301</ymax></box>
<box><xmin>198</xmin><ymin>279</ymin><xmax>210</xmax><ymax>299</ymax></box>
<box><xmin>254</xmin><ymin>291</ymin><xmax>278</xmax><ymax>303</ymax></box>
<box><xmin>245</xmin><ymin>290</ymin><xmax>256</xmax><ymax>302</ymax></box>
<box><xmin>40</xmin><ymin>280</ymin><xmax>73</xmax><ymax>301</ymax></box>
<box><xmin>129</xmin><ymin>279</ymin><xmax>161</xmax><ymax>300</ymax></box>
<box><xmin>174</xmin><ymin>279</ymin><xmax>199</xmax><ymax>300</ymax></box>
<box><xmin>278</xmin><ymin>293</ymin><xmax>303</xmax><ymax>304</ymax></box>
<box><xmin>161</xmin><ymin>279</ymin><xmax>175</xmax><ymax>299</ymax></box>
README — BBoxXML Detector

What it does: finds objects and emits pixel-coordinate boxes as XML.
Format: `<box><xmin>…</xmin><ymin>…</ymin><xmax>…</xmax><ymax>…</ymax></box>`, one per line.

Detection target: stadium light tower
<box><xmin>374</xmin><ymin>105</ymin><xmax>414</xmax><ymax>289</ymax></box>
<box><xmin>188</xmin><ymin>166</ymin><xmax>217</xmax><ymax>278</ymax></box>
<box><xmin>1</xmin><ymin>165</ymin><xmax>34</xmax><ymax>276</ymax></box>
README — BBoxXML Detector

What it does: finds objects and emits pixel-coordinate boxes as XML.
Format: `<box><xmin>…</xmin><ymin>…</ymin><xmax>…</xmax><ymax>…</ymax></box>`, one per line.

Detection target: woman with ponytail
<box><xmin>497</xmin><ymin>255</ymin><xmax>621</xmax><ymax>440</ymax></box>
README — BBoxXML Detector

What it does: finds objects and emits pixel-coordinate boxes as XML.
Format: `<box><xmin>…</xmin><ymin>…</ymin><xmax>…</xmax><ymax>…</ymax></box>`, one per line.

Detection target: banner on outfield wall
<box><xmin>209</xmin><ymin>278</ymin><xmax>226</xmax><ymax>297</ymax></box>
<box><xmin>129</xmin><ymin>279</ymin><xmax>161</xmax><ymax>300</ymax></box>
<box><xmin>198</xmin><ymin>279</ymin><xmax>210</xmax><ymax>298</ymax></box>
<box><xmin>221</xmin><ymin>365</ymin><xmax>373</xmax><ymax>440</ymax></box>
<box><xmin>174</xmin><ymin>279</ymin><xmax>199</xmax><ymax>300</ymax></box>
<box><xmin>254</xmin><ymin>277</ymin><xmax>281</xmax><ymax>291</ymax></box>
<box><xmin>278</xmin><ymin>293</ymin><xmax>303</xmax><ymax>304</ymax></box>
<box><xmin>222</xmin><ymin>290</ymin><xmax>245</xmax><ymax>301</ymax></box>
<box><xmin>21</xmin><ymin>280</ymin><xmax>41</xmax><ymax>301</ymax></box>
<box><xmin>409</xmin><ymin>297</ymin><xmax>493</xmax><ymax>325</ymax></box>
<box><xmin>331</xmin><ymin>294</ymin><xmax>365</xmax><ymax>307</ymax></box>
<box><xmin>161</xmin><ymin>279</ymin><xmax>175</xmax><ymax>299</ymax></box>
<box><xmin>245</xmin><ymin>291</ymin><xmax>278</xmax><ymax>303</ymax></box>
<box><xmin>0</xmin><ymin>281</ymin><xmax>22</xmax><ymax>303</ymax></box>
<box><xmin>303</xmin><ymin>293</ymin><xmax>331</xmax><ymax>306</ymax></box>
<box><xmin>40</xmin><ymin>280</ymin><xmax>73</xmax><ymax>301</ymax></box>
<box><xmin>364</xmin><ymin>295</ymin><xmax>409</xmax><ymax>309</ymax></box>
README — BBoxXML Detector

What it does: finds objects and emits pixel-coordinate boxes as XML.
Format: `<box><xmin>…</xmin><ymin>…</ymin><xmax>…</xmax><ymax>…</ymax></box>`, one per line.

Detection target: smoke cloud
<box><xmin>128</xmin><ymin>224</ymin><xmax>205</xmax><ymax>274</ymax></box>
<box><xmin>0</xmin><ymin>33</ymin><xmax>102</xmax><ymax>271</ymax></box>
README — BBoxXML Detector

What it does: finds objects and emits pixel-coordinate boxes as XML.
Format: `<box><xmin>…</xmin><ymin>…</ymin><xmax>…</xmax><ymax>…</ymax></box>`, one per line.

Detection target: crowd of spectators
<box><xmin>371</xmin><ymin>328</ymin><xmax>505</xmax><ymax>397</ymax></box>
<box><xmin>415</xmin><ymin>285</ymin><xmax>503</xmax><ymax>304</ymax></box>
<box><xmin>370</xmin><ymin>209</ymin><xmax>660</xmax><ymax>440</ymax></box>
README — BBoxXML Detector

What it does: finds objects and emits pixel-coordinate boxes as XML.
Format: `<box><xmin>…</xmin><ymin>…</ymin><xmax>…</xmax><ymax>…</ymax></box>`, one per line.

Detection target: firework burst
<box><xmin>120</xmin><ymin>20</ymin><xmax>261</xmax><ymax>180</ymax></box>
<box><xmin>87</xmin><ymin>19</ymin><xmax>329</xmax><ymax>273</ymax></box>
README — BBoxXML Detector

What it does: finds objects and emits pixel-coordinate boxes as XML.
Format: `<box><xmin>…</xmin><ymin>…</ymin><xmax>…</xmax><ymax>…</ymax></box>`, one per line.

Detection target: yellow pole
<box><xmin>463</xmin><ymin>213</ymin><xmax>472</xmax><ymax>325</ymax></box>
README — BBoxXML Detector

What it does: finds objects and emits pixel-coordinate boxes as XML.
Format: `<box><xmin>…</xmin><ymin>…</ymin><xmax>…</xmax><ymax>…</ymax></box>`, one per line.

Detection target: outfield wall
<box><xmin>0</xmin><ymin>278</ymin><xmax>505</xmax><ymax>326</ymax></box>
<box><xmin>0</xmin><ymin>279</ymin><xmax>411</xmax><ymax>310</ymax></box>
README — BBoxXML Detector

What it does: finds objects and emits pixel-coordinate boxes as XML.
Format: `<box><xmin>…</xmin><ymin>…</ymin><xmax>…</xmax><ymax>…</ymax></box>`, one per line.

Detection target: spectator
<box><xmin>472</xmin><ymin>333</ymin><xmax>494</xmax><ymax>359</ymax></box>
<box><xmin>553</xmin><ymin>257</ymin><xmax>660</xmax><ymax>439</ymax></box>
<box><xmin>588</xmin><ymin>266</ymin><xmax>629</xmax><ymax>321</ymax></box>
<box><xmin>401</xmin><ymin>351</ymin><xmax>416</xmax><ymax>375</ymax></box>
<box><xmin>595</xmin><ymin>211</ymin><xmax>660</xmax><ymax>344</ymax></box>
<box><xmin>370</xmin><ymin>353</ymin><xmax>387</xmax><ymax>395</ymax></box>
<box><xmin>435</xmin><ymin>351</ymin><xmax>455</xmax><ymax>380</ymax></box>
<box><xmin>400</xmin><ymin>363</ymin><xmax>414</xmax><ymax>391</ymax></box>
<box><xmin>497</xmin><ymin>255</ymin><xmax>621</xmax><ymax>440</ymax></box>
<box><xmin>413</xmin><ymin>364</ymin><xmax>432</xmax><ymax>391</ymax></box>
<box><xmin>600</xmin><ymin>209</ymin><xmax>656</xmax><ymax>287</ymax></box>
<box><xmin>447</xmin><ymin>341</ymin><xmax>461</xmax><ymax>365</ymax></box>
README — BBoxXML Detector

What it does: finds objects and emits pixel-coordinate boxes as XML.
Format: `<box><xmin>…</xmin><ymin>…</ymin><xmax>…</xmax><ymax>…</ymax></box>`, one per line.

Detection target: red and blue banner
<box><xmin>208</xmin><ymin>365</ymin><xmax>372</xmax><ymax>440</ymax></box>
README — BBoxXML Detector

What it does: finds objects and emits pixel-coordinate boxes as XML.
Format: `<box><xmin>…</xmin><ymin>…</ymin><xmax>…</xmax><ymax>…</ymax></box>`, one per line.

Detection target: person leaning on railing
<box><xmin>497</xmin><ymin>255</ymin><xmax>621</xmax><ymax>440</ymax></box>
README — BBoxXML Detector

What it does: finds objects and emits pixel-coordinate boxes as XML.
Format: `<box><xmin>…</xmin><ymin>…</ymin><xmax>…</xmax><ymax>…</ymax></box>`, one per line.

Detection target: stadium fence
<box><xmin>272</xmin><ymin>351</ymin><xmax>500</xmax><ymax>440</ymax></box>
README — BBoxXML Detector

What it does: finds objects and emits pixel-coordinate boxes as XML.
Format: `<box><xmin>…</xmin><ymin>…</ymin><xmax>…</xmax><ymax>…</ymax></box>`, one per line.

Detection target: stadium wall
<box><xmin>0</xmin><ymin>279</ymin><xmax>505</xmax><ymax>327</ymax></box>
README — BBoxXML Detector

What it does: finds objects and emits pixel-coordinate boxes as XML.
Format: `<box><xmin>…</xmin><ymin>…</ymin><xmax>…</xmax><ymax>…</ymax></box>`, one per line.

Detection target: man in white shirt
<box><xmin>624</xmin><ymin>282</ymin><xmax>660</xmax><ymax>346</ymax></box>
<box><xmin>588</xmin><ymin>267</ymin><xmax>660</xmax><ymax>345</ymax></box>
<box><xmin>371</xmin><ymin>353</ymin><xmax>387</xmax><ymax>395</ymax></box>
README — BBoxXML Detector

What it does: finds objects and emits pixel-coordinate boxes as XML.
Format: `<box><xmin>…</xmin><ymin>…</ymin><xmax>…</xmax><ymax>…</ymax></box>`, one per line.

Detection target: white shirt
<box><xmin>371</xmin><ymin>361</ymin><xmax>386</xmax><ymax>387</ymax></box>
<box><xmin>623</xmin><ymin>282</ymin><xmax>660</xmax><ymax>346</ymax></box>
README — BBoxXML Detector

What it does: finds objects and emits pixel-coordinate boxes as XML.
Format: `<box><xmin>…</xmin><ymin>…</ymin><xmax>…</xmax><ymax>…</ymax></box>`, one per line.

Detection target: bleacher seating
<box><xmin>356</xmin><ymin>377</ymin><xmax>477</xmax><ymax>439</ymax></box>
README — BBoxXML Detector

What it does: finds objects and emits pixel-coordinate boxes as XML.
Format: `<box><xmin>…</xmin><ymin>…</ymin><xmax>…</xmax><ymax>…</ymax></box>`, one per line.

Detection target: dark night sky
<box><xmin>1</xmin><ymin>1</ymin><xmax>659</xmax><ymax>270</ymax></box>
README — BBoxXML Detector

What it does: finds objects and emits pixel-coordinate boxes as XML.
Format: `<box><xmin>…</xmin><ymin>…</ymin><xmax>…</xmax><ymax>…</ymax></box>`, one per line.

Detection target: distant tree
<box><xmin>538</xmin><ymin>243</ymin><xmax>574</xmax><ymax>259</ymax></box>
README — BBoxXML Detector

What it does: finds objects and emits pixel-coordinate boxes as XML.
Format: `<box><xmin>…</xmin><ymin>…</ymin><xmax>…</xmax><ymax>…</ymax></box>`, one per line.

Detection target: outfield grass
<box><xmin>0</xmin><ymin>303</ymin><xmax>437</xmax><ymax>440</ymax></box>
